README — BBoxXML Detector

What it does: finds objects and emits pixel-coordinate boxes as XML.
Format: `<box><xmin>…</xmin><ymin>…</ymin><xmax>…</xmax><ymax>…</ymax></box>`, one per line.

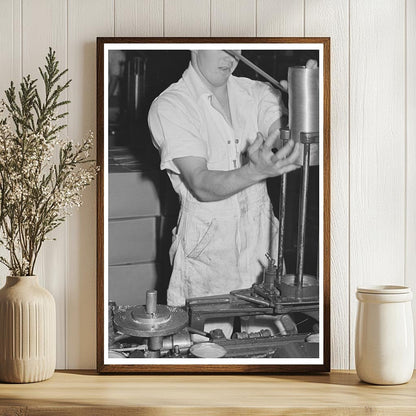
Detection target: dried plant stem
<box><xmin>0</xmin><ymin>48</ymin><xmax>97</xmax><ymax>276</ymax></box>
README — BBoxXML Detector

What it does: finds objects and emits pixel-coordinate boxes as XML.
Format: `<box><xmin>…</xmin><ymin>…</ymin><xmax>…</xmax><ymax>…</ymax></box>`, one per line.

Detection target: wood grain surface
<box><xmin>0</xmin><ymin>371</ymin><xmax>415</xmax><ymax>415</ymax></box>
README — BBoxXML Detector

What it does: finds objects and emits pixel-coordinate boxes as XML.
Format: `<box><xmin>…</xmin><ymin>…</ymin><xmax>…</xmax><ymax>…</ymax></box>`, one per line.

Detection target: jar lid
<box><xmin>357</xmin><ymin>285</ymin><xmax>411</xmax><ymax>294</ymax></box>
<box><xmin>190</xmin><ymin>342</ymin><xmax>227</xmax><ymax>358</ymax></box>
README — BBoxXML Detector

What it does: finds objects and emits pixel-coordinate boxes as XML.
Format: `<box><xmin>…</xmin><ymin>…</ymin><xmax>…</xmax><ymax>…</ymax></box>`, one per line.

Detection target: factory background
<box><xmin>0</xmin><ymin>0</ymin><xmax>414</xmax><ymax>370</ymax></box>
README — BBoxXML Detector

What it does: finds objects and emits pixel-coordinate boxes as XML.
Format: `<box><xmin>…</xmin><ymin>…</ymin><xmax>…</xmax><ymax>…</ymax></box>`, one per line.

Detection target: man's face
<box><xmin>194</xmin><ymin>50</ymin><xmax>240</xmax><ymax>88</ymax></box>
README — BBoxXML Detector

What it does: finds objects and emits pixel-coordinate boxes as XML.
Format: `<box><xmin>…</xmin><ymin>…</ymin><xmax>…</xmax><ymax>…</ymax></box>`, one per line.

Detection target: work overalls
<box><xmin>164</xmin><ymin>73</ymin><xmax>281</xmax><ymax>307</ymax></box>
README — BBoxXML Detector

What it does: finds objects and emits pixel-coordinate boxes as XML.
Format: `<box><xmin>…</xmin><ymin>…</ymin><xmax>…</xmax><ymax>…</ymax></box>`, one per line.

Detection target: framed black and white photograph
<box><xmin>97</xmin><ymin>37</ymin><xmax>330</xmax><ymax>373</ymax></box>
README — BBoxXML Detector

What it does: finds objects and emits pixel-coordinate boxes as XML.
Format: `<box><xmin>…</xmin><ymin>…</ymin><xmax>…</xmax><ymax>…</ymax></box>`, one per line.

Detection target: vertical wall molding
<box><xmin>405</xmin><ymin>0</ymin><xmax>416</xmax><ymax>364</ymax></box>
<box><xmin>349</xmin><ymin>0</ymin><xmax>406</xmax><ymax>368</ymax></box>
<box><xmin>305</xmin><ymin>0</ymin><xmax>350</xmax><ymax>370</ymax></box>
<box><xmin>0</xmin><ymin>1</ymin><xmax>22</xmax><ymax>289</ymax></box>
<box><xmin>164</xmin><ymin>0</ymin><xmax>210</xmax><ymax>36</ymax></box>
<box><xmin>257</xmin><ymin>0</ymin><xmax>303</xmax><ymax>37</ymax></box>
<box><xmin>115</xmin><ymin>0</ymin><xmax>163</xmax><ymax>37</ymax></box>
<box><xmin>211</xmin><ymin>0</ymin><xmax>255</xmax><ymax>36</ymax></box>
<box><xmin>0</xmin><ymin>0</ymin><xmax>22</xmax><ymax>96</ymax></box>
<box><xmin>21</xmin><ymin>0</ymin><xmax>68</xmax><ymax>369</ymax></box>
<box><xmin>66</xmin><ymin>0</ymin><xmax>114</xmax><ymax>370</ymax></box>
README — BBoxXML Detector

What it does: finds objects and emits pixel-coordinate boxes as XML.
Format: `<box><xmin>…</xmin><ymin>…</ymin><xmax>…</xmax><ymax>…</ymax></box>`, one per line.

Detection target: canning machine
<box><xmin>108</xmin><ymin>52</ymin><xmax>321</xmax><ymax>359</ymax></box>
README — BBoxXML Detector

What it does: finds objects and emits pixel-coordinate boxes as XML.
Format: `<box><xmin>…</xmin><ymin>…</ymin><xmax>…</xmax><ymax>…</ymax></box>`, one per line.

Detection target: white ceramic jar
<box><xmin>355</xmin><ymin>285</ymin><xmax>414</xmax><ymax>385</ymax></box>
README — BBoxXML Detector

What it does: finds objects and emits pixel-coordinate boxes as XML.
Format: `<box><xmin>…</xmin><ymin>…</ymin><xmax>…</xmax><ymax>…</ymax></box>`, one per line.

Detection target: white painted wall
<box><xmin>0</xmin><ymin>0</ymin><xmax>414</xmax><ymax>370</ymax></box>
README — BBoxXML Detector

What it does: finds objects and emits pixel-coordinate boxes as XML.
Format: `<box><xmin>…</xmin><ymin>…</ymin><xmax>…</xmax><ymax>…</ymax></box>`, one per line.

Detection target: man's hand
<box><xmin>246</xmin><ymin>129</ymin><xmax>301</xmax><ymax>182</ymax></box>
<box><xmin>173</xmin><ymin>129</ymin><xmax>300</xmax><ymax>202</ymax></box>
<box><xmin>306</xmin><ymin>59</ymin><xmax>318</xmax><ymax>69</ymax></box>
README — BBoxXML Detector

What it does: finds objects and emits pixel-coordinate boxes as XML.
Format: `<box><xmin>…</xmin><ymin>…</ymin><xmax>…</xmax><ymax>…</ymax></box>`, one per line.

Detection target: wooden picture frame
<box><xmin>97</xmin><ymin>37</ymin><xmax>330</xmax><ymax>373</ymax></box>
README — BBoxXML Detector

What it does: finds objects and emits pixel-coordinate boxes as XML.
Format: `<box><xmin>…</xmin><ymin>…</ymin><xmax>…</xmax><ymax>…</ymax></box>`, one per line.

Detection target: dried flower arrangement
<box><xmin>0</xmin><ymin>48</ymin><xmax>97</xmax><ymax>276</ymax></box>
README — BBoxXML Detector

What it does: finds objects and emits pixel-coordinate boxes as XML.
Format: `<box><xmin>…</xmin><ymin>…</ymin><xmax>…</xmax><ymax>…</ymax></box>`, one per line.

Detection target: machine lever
<box><xmin>224</xmin><ymin>50</ymin><xmax>287</xmax><ymax>93</ymax></box>
<box><xmin>187</xmin><ymin>327</ymin><xmax>211</xmax><ymax>339</ymax></box>
<box><xmin>233</xmin><ymin>293</ymin><xmax>272</xmax><ymax>307</ymax></box>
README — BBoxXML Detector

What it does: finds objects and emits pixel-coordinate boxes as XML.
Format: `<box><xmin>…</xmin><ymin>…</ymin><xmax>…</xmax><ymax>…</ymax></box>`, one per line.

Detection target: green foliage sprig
<box><xmin>0</xmin><ymin>48</ymin><xmax>97</xmax><ymax>276</ymax></box>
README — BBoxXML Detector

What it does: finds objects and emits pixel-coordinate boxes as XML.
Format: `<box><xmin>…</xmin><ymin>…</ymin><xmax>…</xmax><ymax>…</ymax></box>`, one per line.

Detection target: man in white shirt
<box><xmin>148</xmin><ymin>50</ymin><xmax>300</xmax><ymax>311</ymax></box>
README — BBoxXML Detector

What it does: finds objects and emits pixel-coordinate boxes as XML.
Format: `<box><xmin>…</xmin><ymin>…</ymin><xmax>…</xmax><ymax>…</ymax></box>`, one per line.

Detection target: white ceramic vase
<box><xmin>0</xmin><ymin>276</ymin><xmax>56</xmax><ymax>383</ymax></box>
<box><xmin>355</xmin><ymin>285</ymin><xmax>414</xmax><ymax>385</ymax></box>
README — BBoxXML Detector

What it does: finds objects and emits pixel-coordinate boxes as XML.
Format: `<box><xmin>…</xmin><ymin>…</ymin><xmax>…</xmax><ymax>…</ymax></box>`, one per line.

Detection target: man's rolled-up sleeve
<box><xmin>148</xmin><ymin>97</ymin><xmax>207</xmax><ymax>175</ymax></box>
<box><xmin>257</xmin><ymin>83</ymin><xmax>287</xmax><ymax>137</ymax></box>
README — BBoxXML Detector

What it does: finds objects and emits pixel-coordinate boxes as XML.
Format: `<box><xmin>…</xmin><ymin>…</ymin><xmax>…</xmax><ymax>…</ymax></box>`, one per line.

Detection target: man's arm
<box><xmin>174</xmin><ymin>129</ymin><xmax>300</xmax><ymax>202</ymax></box>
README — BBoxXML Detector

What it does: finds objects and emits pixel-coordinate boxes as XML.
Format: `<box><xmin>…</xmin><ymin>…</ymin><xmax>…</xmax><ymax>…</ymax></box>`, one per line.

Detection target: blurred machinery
<box><xmin>109</xmin><ymin>256</ymin><xmax>319</xmax><ymax>358</ymax></box>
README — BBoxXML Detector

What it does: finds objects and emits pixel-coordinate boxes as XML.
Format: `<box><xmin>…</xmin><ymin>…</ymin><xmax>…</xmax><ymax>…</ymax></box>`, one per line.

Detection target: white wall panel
<box><xmin>211</xmin><ymin>0</ymin><xmax>256</xmax><ymax>37</ymax></box>
<box><xmin>0</xmin><ymin>0</ymin><xmax>21</xmax><ymax>99</ymax></box>
<box><xmin>349</xmin><ymin>0</ymin><xmax>406</xmax><ymax>368</ymax></box>
<box><xmin>0</xmin><ymin>0</ymin><xmax>414</xmax><ymax>370</ymax></box>
<box><xmin>257</xmin><ymin>0</ymin><xmax>303</xmax><ymax>37</ymax></box>
<box><xmin>22</xmin><ymin>0</ymin><xmax>68</xmax><ymax>369</ymax></box>
<box><xmin>406</xmin><ymin>0</ymin><xmax>416</xmax><ymax>364</ymax></box>
<box><xmin>0</xmin><ymin>0</ymin><xmax>21</xmax><ymax>288</ymax></box>
<box><xmin>305</xmin><ymin>0</ymin><xmax>350</xmax><ymax>369</ymax></box>
<box><xmin>164</xmin><ymin>0</ymin><xmax>210</xmax><ymax>37</ymax></box>
<box><xmin>67</xmin><ymin>0</ymin><xmax>113</xmax><ymax>370</ymax></box>
<box><xmin>115</xmin><ymin>0</ymin><xmax>163</xmax><ymax>36</ymax></box>
<box><xmin>0</xmin><ymin>0</ymin><xmax>13</xmax><ymax>100</ymax></box>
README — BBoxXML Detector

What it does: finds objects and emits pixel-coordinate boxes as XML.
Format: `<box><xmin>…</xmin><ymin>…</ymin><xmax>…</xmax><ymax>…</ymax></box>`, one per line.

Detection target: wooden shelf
<box><xmin>0</xmin><ymin>370</ymin><xmax>415</xmax><ymax>415</ymax></box>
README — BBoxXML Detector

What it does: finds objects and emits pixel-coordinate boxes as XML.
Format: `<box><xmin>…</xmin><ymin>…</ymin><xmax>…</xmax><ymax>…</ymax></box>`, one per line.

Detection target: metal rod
<box><xmin>110</xmin><ymin>345</ymin><xmax>147</xmax><ymax>352</ymax></box>
<box><xmin>224</xmin><ymin>50</ymin><xmax>287</xmax><ymax>93</ymax></box>
<box><xmin>149</xmin><ymin>336</ymin><xmax>163</xmax><ymax>351</ymax></box>
<box><xmin>278</xmin><ymin>173</ymin><xmax>287</xmax><ymax>284</ymax></box>
<box><xmin>277</xmin><ymin>128</ymin><xmax>291</xmax><ymax>284</ymax></box>
<box><xmin>295</xmin><ymin>140</ymin><xmax>311</xmax><ymax>289</ymax></box>
<box><xmin>233</xmin><ymin>293</ymin><xmax>271</xmax><ymax>307</ymax></box>
<box><xmin>187</xmin><ymin>327</ymin><xmax>211</xmax><ymax>338</ymax></box>
<box><xmin>146</xmin><ymin>290</ymin><xmax>157</xmax><ymax>315</ymax></box>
